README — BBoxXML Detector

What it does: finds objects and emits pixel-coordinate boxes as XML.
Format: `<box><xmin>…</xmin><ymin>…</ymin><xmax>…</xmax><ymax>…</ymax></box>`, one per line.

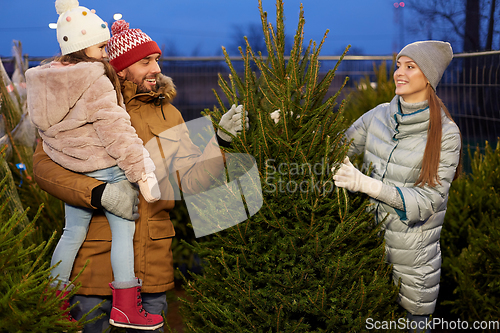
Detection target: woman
<box><xmin>333</xmin><ymin>41</ymin><xmax>461</xmax><ymax>332</ymax></box>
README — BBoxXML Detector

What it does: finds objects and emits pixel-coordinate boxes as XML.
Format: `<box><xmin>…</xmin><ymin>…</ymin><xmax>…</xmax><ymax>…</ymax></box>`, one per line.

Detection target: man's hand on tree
<box><xmin>217</xmin><ymin>104</ymin><xmax>249</xmax><ymax>142</ymax></box>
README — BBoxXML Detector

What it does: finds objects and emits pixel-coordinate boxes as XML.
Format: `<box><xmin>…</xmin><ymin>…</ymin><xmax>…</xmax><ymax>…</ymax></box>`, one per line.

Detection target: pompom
<box><xmin>55</xmin><ymin>0</ymin><xmax>80</xmax><ymax>15</ymax></box>
<box><xmin>111</xmin><ymin>20</ymin><xmax>129</xmax><ymax>36</ymax></box>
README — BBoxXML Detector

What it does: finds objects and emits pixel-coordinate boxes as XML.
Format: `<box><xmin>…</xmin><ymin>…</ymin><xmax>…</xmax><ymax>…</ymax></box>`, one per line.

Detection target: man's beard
<box><xmin>125</xmin><ymin>72</ymin><xmax>158</xmax><ymax>94</ymax></box>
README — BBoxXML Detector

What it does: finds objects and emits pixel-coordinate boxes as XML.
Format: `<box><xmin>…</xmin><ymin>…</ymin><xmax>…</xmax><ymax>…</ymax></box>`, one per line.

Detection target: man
<box><xmin>33</xmin><ymin>19</ymin><xmax>247</xmax><ymax>332</ymax></box>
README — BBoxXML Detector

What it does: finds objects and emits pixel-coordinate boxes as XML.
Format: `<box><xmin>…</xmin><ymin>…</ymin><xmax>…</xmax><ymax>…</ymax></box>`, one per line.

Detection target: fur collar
<box><xmin>121</xmin><ymin>74</ymin><xmax>177</xmax><ymax>105</ymax></box>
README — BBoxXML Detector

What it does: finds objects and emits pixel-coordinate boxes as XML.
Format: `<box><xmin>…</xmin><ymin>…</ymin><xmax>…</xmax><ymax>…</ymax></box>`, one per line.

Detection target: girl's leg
<box><xmin>106</xmin><ymin>210</ymin><xmax>136</xmax><ymax>282</ymax></box>
<box><xmin>90</xmin><ymin>166</ymin><xmax>136</xmax><ymax>282</ymax></box>
<box><xmin>95</xmin><ymin>167</ymin><xmax>162</xmax><ymax>329</ymax></box>
<box><xmin>50</xmin><ymin>204</ymin><xmax>93</xmax><ymax>285</ymax></box>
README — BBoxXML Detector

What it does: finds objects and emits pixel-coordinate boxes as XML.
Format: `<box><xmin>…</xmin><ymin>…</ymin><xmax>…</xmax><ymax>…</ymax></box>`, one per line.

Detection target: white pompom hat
<box><xmin>55</xmin><ymin>0</ymin><xmax>110</xmax><ymax>55</ymax></box>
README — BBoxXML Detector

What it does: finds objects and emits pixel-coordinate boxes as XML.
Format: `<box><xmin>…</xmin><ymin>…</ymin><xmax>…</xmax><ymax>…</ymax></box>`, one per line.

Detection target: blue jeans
<box><xmin>70</xmin><ymin>293</ymin><xmax>168</xmax><ymax>332</ymax></box>
<box><xmin>407</xmin><ymin>313</ymin><xmax>432</xmax><ymax>333</ymax></box>
<box><xmin>50</xmin><ymin>166</ymin><xmax>136</xmax><ymax>284</ymax></box>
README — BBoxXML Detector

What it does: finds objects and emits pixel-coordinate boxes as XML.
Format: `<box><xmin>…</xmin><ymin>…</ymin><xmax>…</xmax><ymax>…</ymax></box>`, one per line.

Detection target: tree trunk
<box><xmin>463</xmin><ymin>0</ymin><xmax>481</xmax><ymax>52</ymax></box>
<box><xmin>486</xmin><ymin>0</ymin><xmax>496</xmax><ymax>50</ymax></box>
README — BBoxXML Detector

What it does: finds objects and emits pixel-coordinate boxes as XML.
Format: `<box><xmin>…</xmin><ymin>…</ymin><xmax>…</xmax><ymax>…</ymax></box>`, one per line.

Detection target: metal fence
<box><xmin>3</xmin><ymin>51</ymin><xmax>500</xmax><ymax>150</ymax></box>
<box><xmin>155</xmin><ymin>53</ymin><xmax>500</xmax><ymax>151</ymax></box>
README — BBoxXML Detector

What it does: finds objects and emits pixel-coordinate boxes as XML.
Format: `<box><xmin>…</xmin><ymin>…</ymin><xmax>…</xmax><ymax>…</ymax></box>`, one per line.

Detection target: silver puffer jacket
<box><xmin>345</xmin><ymin>95</ymin><xmax>461</xmax><ymax>315</ymax></box>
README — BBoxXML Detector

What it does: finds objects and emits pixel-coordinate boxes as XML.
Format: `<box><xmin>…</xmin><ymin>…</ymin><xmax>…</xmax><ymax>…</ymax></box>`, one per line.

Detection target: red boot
<box><xmin>109</xmin><ymin>279</ymin><xmax>164</xmax><ymax>330</ymax></box>
<box><xmin>55</xmin><ymin>288</ymin><xmax>78</xmax><ymax>323</ymax></box>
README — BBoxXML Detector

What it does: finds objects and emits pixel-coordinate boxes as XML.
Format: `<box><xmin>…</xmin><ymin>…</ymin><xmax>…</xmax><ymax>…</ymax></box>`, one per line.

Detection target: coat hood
<box><xmin>26</xmin><ymin>61</ymin><xmax>106</xmax><ymax>131</ymax></box>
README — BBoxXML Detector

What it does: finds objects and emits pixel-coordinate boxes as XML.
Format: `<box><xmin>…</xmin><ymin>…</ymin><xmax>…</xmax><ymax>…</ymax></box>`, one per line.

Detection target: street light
<box><xmin>393</xmin><ymin>2</ymin><xmax>405</xmax><ymax>52</ymax></box>
<box><xmin>49</xmin><ymin>13</ymin><xmax>122</xmax><ymax>32</ymax></box>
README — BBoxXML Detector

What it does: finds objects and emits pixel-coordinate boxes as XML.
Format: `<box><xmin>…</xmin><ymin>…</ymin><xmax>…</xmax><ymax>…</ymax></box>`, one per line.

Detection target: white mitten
<box><xmin>137</xmin><ymin>172</ymin><xmax>161</xmax><ymax>203</ymax></box>
<box><xmin>270</xmin><ymin>109</ymin><xmax>281</xmax><ymax>124</ymax></box>
<box><xmin>142</xmin><ymin>148</ymin><xmax>155</xmax><ymax>174</ymax></box>
<box><xmin>269</xmin><ymin>109</ymin><xmax>298</xmax><ymax>124</ymax></box>
<box><xmin>217</xmin><ymin>104</ymin><xmax>249</xmax><ymax>142</ymax></box>
<box><xmin>333</xmin><ymin>157</ymin><xmax>382</xmax><ymax>198</ymax></box>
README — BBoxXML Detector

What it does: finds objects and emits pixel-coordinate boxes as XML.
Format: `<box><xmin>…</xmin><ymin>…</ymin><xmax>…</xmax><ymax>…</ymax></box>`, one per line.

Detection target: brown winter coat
<box><xmin>26</xmin><ymin>61</ymin><xmax>153</xmax><ymax>183</ymax></box>
<box><xmin>33</xmin><ymin>73</ymin><xmax>225</xmax><ymax>295</ymax></box>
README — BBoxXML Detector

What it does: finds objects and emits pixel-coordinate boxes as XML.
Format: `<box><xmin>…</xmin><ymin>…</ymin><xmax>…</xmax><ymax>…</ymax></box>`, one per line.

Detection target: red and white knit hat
<box><xmin>107</xmin><ymin>20</ymin><xmax>161</xmax><ymax>72</ymax></box>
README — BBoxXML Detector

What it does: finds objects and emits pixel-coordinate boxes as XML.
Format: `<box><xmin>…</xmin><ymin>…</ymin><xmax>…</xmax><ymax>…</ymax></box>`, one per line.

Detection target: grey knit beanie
<box><xmin>397</xmin><ymin>40</ymin><xmax>453</xmax><ymax>90</ymax></box>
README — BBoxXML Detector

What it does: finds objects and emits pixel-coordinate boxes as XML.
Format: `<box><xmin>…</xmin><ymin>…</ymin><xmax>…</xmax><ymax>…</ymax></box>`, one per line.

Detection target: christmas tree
<box><xmin>0</xmin><ymin>43</ymin><xmax>94</xmax><ymax>332</ymax></box>
<box><xmin>0</xmin><ymin>45</ymin><xmax>65</xmax><ymax>245</ymax></box>
<box><xmin>439</xmin><ymin>140</ymin><xmax>500</xmax><ymax>322</ymax></box>
<box><xmin>178</xmin><ymin>1</ymin><xmax>403</xmax><ymax>331</ymax></box>
<box><xmin>342</xmin><ymin>61</ymin><xmax>396</xmax><ymax>126</ymax></box>
<box><xmin>0</xmin><ymin>173</ymin><xmax>87</xmax><ymax>332</ymax></box>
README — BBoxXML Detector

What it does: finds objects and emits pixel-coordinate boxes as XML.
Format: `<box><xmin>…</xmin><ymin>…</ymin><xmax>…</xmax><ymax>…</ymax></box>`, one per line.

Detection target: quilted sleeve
<box><xmin>86</xmin><ymin>76</ymin><xmax>153</xmax><ymax>183</ymax></box>
<box><xmin>396</xmin><ymin>128</ymin><xmax>461</xmax><ymax>225</ymax></box>
<box><xmin>344</xmin><ymin>104</ymin><xmax>384</xmax><ymax>157</ymax></box>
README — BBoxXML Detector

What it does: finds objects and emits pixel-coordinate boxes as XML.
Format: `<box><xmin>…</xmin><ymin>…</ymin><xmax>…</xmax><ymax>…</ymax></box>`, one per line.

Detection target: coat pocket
<box><xmin>148</xmin><ymin>216</ymin><xmax>175</xmax><ymax>240</ymax></box>
<box><xmin>148</xmin><ymin>122</ymin><xmax>181</xmax><ymax>142</ymax></box>
<box><xmin>144</xmin><ymin>123</ymin><xmax>181</xmax><ymax>167</ymax></box>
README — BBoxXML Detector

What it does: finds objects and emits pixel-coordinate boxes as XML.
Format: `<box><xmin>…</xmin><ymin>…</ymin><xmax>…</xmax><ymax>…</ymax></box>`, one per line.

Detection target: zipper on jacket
<box><xmin>155</xmin><ymin>95</ymin><xmax>166</xmax><ymax>120</ymax></box>
<box><xmin>374</xmin><ymin>114</ymin><xmax>400</xmax><ymax>224</ymax></box>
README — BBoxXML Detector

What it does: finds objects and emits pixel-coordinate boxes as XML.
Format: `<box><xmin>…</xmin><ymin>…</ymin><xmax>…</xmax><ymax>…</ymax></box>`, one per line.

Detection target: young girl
<box><xmin>333</xmin><ymin>41</ymin><xmax>461</xmax><ymax>333</ymax></box>
<box><xmin>26</xmin><ymin>0</ymin><xmax>163</xmax><ymax>330</ymax></box>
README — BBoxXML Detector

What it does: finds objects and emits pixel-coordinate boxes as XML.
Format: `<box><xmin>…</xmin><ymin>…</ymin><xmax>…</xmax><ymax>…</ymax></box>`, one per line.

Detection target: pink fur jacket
<box><xmin>26</xmin><ymin>61</ymin><xmax>153</xmax><ymax>183</ymax></box>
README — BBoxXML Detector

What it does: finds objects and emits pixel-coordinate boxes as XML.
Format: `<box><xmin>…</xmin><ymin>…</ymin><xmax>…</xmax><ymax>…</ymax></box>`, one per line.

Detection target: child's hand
<box><xmin>138</xmin><ymin>172</ymin><xmax>161</xmax><ymax>203</ymax></box>
<box><xmin>102</xmin><ymin>180</ymin><xmax>140</xmax><ymax>220</ymax></box>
